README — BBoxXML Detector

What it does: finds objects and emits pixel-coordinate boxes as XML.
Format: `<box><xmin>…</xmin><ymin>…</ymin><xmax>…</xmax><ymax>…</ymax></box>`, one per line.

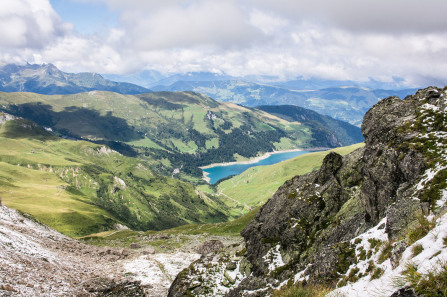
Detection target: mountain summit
<box><xmin>0</xmin><ymin>63</ymin><xmax>150</xmax><ymax>95</ymax></box>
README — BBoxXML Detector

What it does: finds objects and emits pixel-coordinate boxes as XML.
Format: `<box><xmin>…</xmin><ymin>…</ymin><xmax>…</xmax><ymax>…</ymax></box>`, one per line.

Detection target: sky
<box><xmin>1</xmin><ymin>0</ymin><xmax>447</xmax><ymax>87</ymax></box>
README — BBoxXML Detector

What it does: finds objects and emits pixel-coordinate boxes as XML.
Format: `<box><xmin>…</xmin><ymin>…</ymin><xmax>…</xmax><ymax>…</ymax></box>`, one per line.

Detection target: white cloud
<box><xmin>248</xmin><ymin>10</ymin><xmax>289</xmax><ymax>35</ymax></box>
<box><xmin>248</xmin><ymin>0</ymin><xmax>447</xmax><ymax>34</ymax></box>
<box><xmin>0</xmin><ymin>0</ymin><xmax>72</xmax><ymax>49</ymax></box>
<box><xmin>1</xmin><ymin>0</ymin><xmax>447</xmax><ymax>87</ymax></box>
<box><xmin>115</xmin><ymin>1</ymin><xmax>261</xmax><ymax>50</ymax></box>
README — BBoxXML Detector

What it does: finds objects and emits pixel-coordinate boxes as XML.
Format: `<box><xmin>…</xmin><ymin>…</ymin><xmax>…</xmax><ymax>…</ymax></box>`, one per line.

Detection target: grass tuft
<box><xmin>378</xmin><ymin>241</ymin><xmax>393</xmax><ymax>264</ymax></box>
<box><xmin>272</xmin><ymin>284</ymin><xmax>333</xmax><ymax>297</ymax></box>
<box><xmin>407</xmin><ymin>215</ymin><xmax>435</xmax><ymax>245</ymax></box>
<box><xmin>411</xmin><ymin>244</ymin><xmax>424</xmax><ymax>257</ymax></box>
<box><xmin>402</xmin><ymin>261</ymin><xmax>447</xmax><ymax>297</ymax></box>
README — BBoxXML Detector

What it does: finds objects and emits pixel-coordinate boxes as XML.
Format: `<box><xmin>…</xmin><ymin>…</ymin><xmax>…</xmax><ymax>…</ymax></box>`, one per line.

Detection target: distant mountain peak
<box><xmin>0</xmin><ymin>63</ymin><xmax>151</xmax><ymax>95</ymax></box>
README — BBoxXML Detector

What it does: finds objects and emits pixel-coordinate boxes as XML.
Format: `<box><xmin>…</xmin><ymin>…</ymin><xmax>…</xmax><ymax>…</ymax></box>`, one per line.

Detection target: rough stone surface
<box><xmin>361</xmin><ymin>95</ymin><xmax>425</xmax><ymax>226</ymax></box>
<box><xmin>389</xmin><ymin>286</ymin><xmax>419</xmax><ymax>297</ymax></box>
<box><xmin>195</xmin><ymin>240</ymin><xmax>224</xmax><ymax>255</ymax></box>
<box><xmin>390</xmin><ymin>240</ymin><xmax>408</xmax><ymax>269</ymax></box>
<box><xmin>142</xmin><ymin>246</ymin><xmax>156</xmax><ymax>255</ymax></box>
<box><xmin>129</xmin><ymin>243</ymin><xmax>141</xmax><ymax>249</ymax></box>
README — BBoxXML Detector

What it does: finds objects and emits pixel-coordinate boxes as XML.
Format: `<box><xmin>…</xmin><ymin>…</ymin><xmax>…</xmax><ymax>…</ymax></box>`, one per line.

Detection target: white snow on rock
<box><xmin>263</xmin><ymin>244</ymin><xmax>285</xmax><ymax>273</ymax></box>
<box><xmin>416</xmin><ymin>164</ymin><xmax>447</xmax><ymax>191</ymax></box>
<box><xmin>421</xmin><ymin>103</ymin><xmax>440</xmax><ymax>112</ymax></box>
<box><xmin>328</xmin><ymin>212</ymin><xmax>447</xmax><ymax>297</ymax></box>
<box><xmin>437</xmin><ymin>190</ymin><xmax>447</xmax><ymax>208</ymax></box>
<box><xmin>123</xmin><ymin>252</ymin><xmax>201</xmax><ymax>296</ymax></box>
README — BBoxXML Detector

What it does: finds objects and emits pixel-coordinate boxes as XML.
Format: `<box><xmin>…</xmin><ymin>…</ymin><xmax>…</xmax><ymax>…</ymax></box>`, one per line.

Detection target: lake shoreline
<box><xmin>200</xmin><ymin>147</ymin><xmax>329</xmax><ymax>184</ymax></box>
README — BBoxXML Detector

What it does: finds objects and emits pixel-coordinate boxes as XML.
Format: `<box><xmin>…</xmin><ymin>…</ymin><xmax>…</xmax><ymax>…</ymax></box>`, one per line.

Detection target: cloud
<box><xmin>249</xmin><ymin>0</ymin><xmax>447</xmax><ymax>34</ymax></box>
<box><xmin>0</xmin><ymin>0</ymin><xmax>72</xmax><ymax>49</ymax></box>
<box><xmin>117</xmin><ymin>1</ymin><xmax>261</xmax><ymax>50</ymax></box>
<box><xmin>1</xmin><ymin>0</ymin><xmax>447</xmax><ymax>87</ymax></box>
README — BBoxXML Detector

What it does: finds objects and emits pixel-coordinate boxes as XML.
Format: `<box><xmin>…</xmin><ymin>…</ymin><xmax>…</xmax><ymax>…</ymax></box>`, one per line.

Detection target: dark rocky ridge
<box><xmin>168</xmin><ymin>86</ymin><xmax>447</xmax><ymax>296</ymax></box>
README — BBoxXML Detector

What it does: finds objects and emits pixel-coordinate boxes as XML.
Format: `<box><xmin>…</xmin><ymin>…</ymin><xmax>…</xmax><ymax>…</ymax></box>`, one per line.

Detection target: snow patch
<box><xmin>123</xmin><ymin>252</ymin><xmax>200</xmax><ymax>295</ymax></box>
<box><xmin>263</xmin><ymin>244</ymin><xmax>285</xmax><ymax>273</ymax></box>
<box><xmin>328</xmin><ymin>213</ymin><xmax>447</xmax><ymax>297</ymax></box>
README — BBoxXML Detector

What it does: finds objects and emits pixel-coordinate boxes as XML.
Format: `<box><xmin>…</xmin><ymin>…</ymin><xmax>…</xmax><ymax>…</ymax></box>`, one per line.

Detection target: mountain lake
<box><xmin>202</xmin><ymin>149</ymin><xmax>317</xmax><ymax>184</ymax></box>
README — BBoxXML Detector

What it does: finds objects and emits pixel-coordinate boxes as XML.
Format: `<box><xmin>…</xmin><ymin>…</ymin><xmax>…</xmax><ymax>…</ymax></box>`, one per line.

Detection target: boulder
<box><xmin>129</xmin><ymin>243</ymin><xmax>141</xmax><ymax>249</ymax></box>
<box><xmin>142</xmin><ymin>246</ymin><xmax>156</xmax><ymax>255</ymax></box>
<box><xmin>389</xmin><ymin>286</ymin><xmax>419</xmax><ymax>297</ymax></box>
<box><xmin>195</xmin><ymin>240</ymin><xmax>224</xmax><ymax>255</ymax></box>
<box><xmin>83</xmin><ymin>277</ymin><xmax>115</xmax><ymax>292</ymax></box>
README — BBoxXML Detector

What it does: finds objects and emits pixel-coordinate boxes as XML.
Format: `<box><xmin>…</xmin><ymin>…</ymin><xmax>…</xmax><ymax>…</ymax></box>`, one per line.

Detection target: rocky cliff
<box><xmin>168</xmin><ymin>86</ymin><xmax>447</xmax><ymax>296</ymax></box>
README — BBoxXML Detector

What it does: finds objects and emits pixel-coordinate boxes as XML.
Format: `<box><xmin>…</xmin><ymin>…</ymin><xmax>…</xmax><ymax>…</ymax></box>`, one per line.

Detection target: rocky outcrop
<box><xmin>222</xmin><ymin>148</ymin><xmax>369</xmax><ymax>296</ymax></box>
<box><xmin>360</xmin><ymin>95</ymin><xmax>426</xmax><ymax>228</ymax></box>
<box><xmin>0</xmin><ymin>112</ymin><xmax>17</xmax><ymax>124</ymax></box>
<box><xmin>389</xmin><ymin>287</ymin><xmax>419</xmax><ymax>297</ymax></box>
<box><xmin>83</xmin><ymin>277</ymin><xmax>145</xmax><ymax>296</ymax></box>
<box><xmin>169</xmin><ymin>87</ymin><xmax>447</xmax><ymax>296</ymax></box>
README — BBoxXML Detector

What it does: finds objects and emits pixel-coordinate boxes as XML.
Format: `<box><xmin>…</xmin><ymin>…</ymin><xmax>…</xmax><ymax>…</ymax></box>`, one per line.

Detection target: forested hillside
<box><xmin>0</xmin><ymin>91</ymin><xmax>362</xmax><ymax>182</ymax></box>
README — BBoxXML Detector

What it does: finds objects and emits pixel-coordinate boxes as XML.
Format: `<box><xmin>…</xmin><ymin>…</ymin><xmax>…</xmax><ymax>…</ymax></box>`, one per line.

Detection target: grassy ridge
<box><xmin>209</xmin><ymin>143</ymin><xmax>364</xmax><ymax>208</ymax></box>
<box><xmin>0</xmin><ymin>91</ymin><xmax>363</xmax><ymax>182</ymax></box>
<box><xmin>0</xmin><ymin>114</ymin><xmax>231</xmax><ymax>237</ymax></box>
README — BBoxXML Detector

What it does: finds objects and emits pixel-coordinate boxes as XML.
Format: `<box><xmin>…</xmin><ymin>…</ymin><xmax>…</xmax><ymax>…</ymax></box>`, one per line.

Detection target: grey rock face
<box><xmin>360</xmin><ymin>95</ymin><xmax>425</xmax><ymax>225</ymax></box>
<box><xmin>83</xmin><ymin>277</ymin><xmax>146</xmax><ymax>296</ymax></box>
<box><xmin>390</xmin><ymin>240</ymin><xmax>408</xmax><ymax>269</ymax></box>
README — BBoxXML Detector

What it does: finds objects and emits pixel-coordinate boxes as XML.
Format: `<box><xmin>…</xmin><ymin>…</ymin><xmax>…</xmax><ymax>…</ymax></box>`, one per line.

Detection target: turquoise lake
<box><xmin>203</xmin><ymin>150</ymin><xmax>314</xmax><ymax>184</ymax></box>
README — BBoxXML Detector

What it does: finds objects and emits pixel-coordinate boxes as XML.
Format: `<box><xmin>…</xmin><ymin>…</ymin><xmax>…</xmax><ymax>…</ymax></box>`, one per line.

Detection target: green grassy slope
<box><xmin>82</xmin><ymin>144</ymin><xmax>362</xmax><ymax>245</ymax></box>
<box><xmin>207</xmin><ymin>143</ymin><xmax>364</xmax><ymax>208</ymax></box>
<box><xmin>81</xmin><ymin>207</ymin><xmax>260</xmax><ymax>250</ymax></box>
<box><xmin>0</xmin><ymin>91</ymin><xmax>362</xmax><ymax>182</ymax></box>
<box><xmin>0</xmin><ymin>114</ymin><xmax>230</xmax><ymax>237</ymax></box>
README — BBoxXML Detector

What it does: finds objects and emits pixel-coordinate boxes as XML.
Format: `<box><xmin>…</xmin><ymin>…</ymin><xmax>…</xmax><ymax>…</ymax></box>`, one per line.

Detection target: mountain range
<box><xmin>153</xmin><ymin>79</ymin><xmax>417</xmax><ymax>126</ymax></box>
<box><xmin>0</xmin><ymin>63</ymin><xmax>419</xmax><ymax>126</ymax></box>
<box><xmin>0</xmin><ymin>63</ymin><xmax>150</xmax><ymax>95</ymax></box>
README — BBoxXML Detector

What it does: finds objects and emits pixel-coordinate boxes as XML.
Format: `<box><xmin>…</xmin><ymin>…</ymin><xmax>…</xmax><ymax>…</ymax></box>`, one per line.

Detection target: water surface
<box><xmin>203</xmin><ymin>150</ymin><xmax>314</xmax><ymax>184</ymax></box>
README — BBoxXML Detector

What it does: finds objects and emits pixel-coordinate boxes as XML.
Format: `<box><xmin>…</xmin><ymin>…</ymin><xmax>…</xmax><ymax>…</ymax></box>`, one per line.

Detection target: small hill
<box><xmin>0</xmin><ymin>63</ymin><xmax>150</xmax><ymax>95</ymax></box>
